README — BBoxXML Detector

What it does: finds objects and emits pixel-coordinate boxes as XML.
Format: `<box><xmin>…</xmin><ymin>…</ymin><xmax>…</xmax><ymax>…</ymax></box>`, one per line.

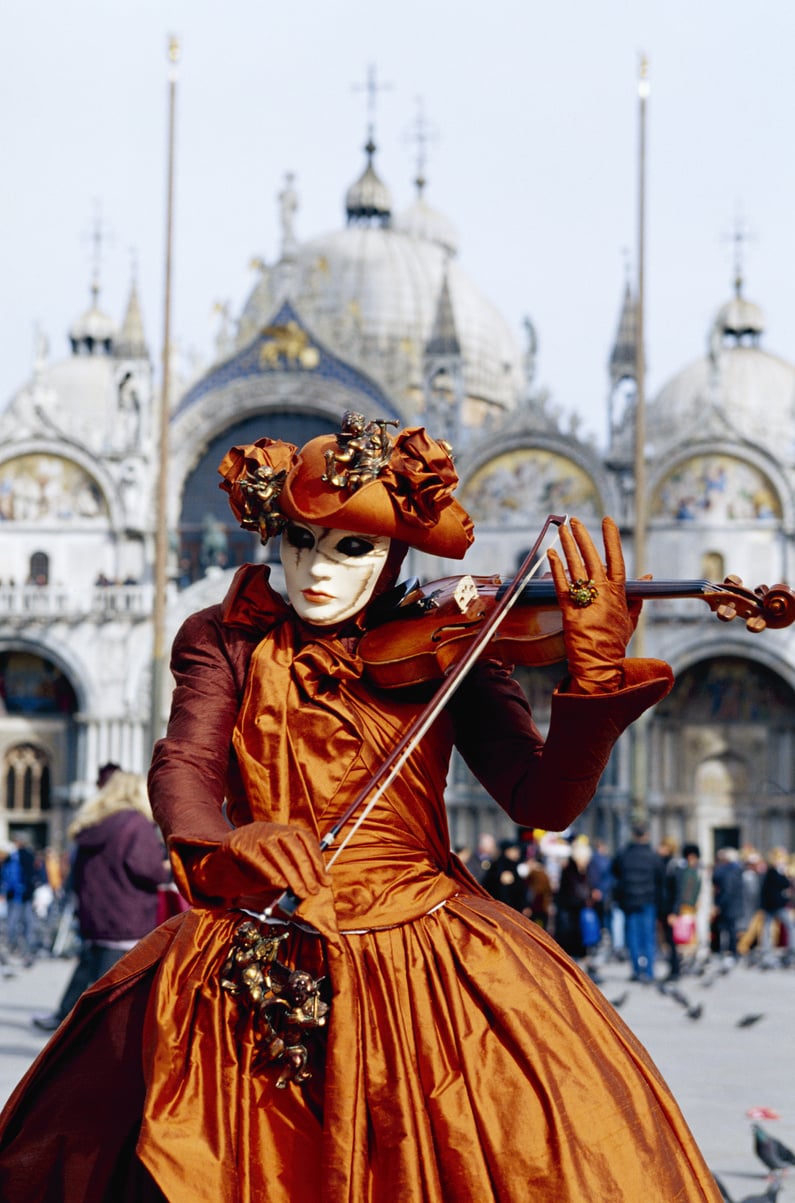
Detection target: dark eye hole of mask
<box><xmin>335</xmin><ymin>535</ymin><xmax>376</xmax><ymax>558</ymax></box>
<box><xmin>284</xmin><ymin>523</ymin><xmax>316</xmax><ymax>551</ymax></box>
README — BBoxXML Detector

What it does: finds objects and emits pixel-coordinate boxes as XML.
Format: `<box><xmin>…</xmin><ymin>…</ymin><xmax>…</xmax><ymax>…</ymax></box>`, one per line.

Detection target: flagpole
<box><xmin>631</xmin><ymin>53</ymin><xmax>650</xmax><ymax>823</ymax></box>
<box><xmin>635</xmin><ymin>54</ymin><xmax>649</xmax><ymax>586</ymax></box>
<box><xmin>150</xmin><ymin>35</ymin><xmax>179</xmax><ymax>751</ymax></box>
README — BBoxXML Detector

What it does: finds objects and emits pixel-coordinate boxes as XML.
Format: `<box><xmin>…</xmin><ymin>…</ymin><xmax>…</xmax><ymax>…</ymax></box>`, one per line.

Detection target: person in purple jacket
<box><xmin>32</xmin><ymin>766</ymin><xmax>170</xmax><ymax>1031</ymax></box>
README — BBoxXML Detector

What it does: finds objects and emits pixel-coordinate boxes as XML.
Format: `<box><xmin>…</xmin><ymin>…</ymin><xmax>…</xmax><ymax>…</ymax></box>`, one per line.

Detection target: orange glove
<box><xmin>190</xmin><ymin>821</ymin><xmax>331</xmax><ymax>906</ymax></box>
<box><xmin>547</xmin><ymin>516</ymin><xmax>640</xmax><ymax>694</ymax></box>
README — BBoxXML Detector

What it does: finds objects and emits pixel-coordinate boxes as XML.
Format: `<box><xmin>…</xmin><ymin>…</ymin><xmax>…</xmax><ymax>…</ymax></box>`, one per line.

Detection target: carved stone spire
<box><xmin>116</xmin><ymin>275</ymin><xmax>149</xmax><ymax>360</ymax></box>
<box><xmin>426</xmin><ymin>271</ymin><xmax>461</xmax><ymax>357</ymax></box>
<box><xmin>609</xmin><ymin>279</ymin><xmax>639</xmax><ymax>390</ymax></box>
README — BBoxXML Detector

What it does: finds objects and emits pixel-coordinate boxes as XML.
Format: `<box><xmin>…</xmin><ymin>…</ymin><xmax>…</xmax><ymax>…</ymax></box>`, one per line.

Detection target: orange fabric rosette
<box><xmin>217</xmin><ymin>437</ymin><xmax>299</xmax><ymax>541</ymax></box>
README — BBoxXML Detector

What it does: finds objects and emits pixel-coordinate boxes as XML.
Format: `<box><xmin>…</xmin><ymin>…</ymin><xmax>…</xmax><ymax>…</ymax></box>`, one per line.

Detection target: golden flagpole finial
<box><xmin>167</xmin><ymin>35</ymin><xmax>180</xmax><ymax>82</ymax></box>
<box><xmin>638</xmin><ymin>54</ymin><xmax>650</xmax><ymax>99</ymax></box>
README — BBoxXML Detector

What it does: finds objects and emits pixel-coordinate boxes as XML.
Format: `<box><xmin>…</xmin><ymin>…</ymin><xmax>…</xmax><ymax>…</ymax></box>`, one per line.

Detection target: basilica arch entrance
<box><xmin>0</xmin><ymin>649</ymin><xmax>79</xmax><ymax>849</ymax></box>
<box><xmin>651</xmin><ymin>655</ymin><xmax>795</xmax><ymax>857</ymax></box>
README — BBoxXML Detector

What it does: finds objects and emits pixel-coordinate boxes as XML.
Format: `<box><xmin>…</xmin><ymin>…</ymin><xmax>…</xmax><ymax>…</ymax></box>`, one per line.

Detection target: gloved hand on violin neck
<box><xmin>547</xmin><ymin>516</ymin><xmax>642</xmax><ymax>694</ymax></box>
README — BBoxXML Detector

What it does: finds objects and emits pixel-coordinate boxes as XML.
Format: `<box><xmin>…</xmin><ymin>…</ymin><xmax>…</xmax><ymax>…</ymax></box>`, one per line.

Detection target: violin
<box><xmin>360</xmin><ymin>573</ymin><xmax>795</xmax><ymax>689</ymax></box>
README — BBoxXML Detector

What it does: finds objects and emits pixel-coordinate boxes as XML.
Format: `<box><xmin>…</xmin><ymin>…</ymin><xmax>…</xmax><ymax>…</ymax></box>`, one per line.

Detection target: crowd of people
<box><xmin>5</xmin><ymin>796</ymin><xmax>793</xmax><ymax>1005</ymax></box>
<box><xmin>0</xmin><ymin>765</ymin><xmax>175</xmax><ymax>994</ymax></box>
<box><xmin>0</xmin><ymin>833</ymin><xmax>64</xmax><ymax>967</ymax></box>
<box><xmin>459</xmin><ymin>822</ymin><xmax>795</xmax><ymax>983</ymax></box>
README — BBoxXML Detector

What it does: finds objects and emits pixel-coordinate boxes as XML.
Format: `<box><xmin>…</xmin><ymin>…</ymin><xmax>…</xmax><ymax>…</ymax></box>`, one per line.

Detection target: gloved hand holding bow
<box><xmin>547</xmin><ymin>516</ymin><xmax>642</xmax><ymax>694</ymax></box>
<box><xmin>189</xmin><ymin>821</ymin><xmax>331</xmax><ymax>907</ymax></box>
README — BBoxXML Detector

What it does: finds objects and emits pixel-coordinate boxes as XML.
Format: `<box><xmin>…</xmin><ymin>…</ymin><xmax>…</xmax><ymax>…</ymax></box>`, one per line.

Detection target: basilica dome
<box><xmin>12</xmin><ymin>355</ymin><xmax>119</xmax><ymax>451</ymax></box>
<box><xmin>236</xmin><ymin>152</ymin><xmax>523</xmax><ymax>421</ymax></box>
<box><xmin>647</xmin><ymin>292</ymin><xmax>795</xmax><ymax>459</ymax></box>
<box><xmin>0</xmin><ymin>284</ymin><xmax>149</xmax><ymax>458</ymax></box>
<box><xmin>68</xmin><ymin>298</ymin><xmax>117</xmax><ymax>354</ymax></box>
<box><xmin>393</xmin><ymin>195</ymin><xmax>459</xmax><ymax>256</ymax></box>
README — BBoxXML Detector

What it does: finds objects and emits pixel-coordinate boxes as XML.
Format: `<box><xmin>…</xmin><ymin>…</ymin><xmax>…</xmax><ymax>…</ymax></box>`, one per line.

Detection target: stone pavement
<box><xmin>0</xmin><ymin>953</ymin><xmax>74</xmax><ymax>1107</ymax></box>
<box><xmin>0</xmin><ymin>948</ymin><xmax>793</xmax><ymax>1199</ymax></box>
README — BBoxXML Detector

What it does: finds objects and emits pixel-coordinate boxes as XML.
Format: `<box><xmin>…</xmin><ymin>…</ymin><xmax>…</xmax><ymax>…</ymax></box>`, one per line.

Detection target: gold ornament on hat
<box><xmin>218</xmin><ymin>437</ymin><xmax>299</xmax><ymax>546</ymax></box>
<box><xmin>322</xmin><ymin>410</ymin><xmax>399</xmax><ymax>491</ymax></box>
<box><xmin>238</xmin><ymin>465</ymin><xmax>289</xmax><ymax>541</ymax></box>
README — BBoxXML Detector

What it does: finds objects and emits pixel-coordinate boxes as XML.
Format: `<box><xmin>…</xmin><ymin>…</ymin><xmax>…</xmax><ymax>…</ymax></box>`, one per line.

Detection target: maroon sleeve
<box><xmin>449</xmin><ymin>657</ymin><xmax>673</xmax><ymax>831</ymax></box>
<box><xmin>148</xmin><ymin>606</ymin><xmax>261</xmax><ymax>848</ymax></box>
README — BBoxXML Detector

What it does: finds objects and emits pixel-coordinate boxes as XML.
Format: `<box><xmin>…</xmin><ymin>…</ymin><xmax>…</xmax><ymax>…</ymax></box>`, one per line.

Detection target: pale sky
<box><xmin>3</xmin><ymin>0</ymin><xmax>795</xmax><ymax>446</ymax></box>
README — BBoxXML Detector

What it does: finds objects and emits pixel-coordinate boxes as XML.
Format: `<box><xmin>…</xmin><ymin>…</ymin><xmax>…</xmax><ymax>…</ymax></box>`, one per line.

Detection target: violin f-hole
<box><xmin>431</xmin><ymin>614</ymin><xmax>486</xmax><ymax>643</ymax></box>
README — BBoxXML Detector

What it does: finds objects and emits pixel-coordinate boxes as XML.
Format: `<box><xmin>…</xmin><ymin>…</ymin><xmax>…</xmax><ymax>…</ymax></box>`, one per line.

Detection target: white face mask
<box><xmin>279</xmin><ymin>520</ymin><xmax>391</xmax><ymax>626</ymax></box>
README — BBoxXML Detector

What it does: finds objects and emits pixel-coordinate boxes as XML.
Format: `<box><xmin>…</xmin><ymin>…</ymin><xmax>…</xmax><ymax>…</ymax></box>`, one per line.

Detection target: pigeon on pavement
<box><xmin>753</xmin><ymin>1124</ymin><xmax>795</xmax><ymax>1172</ymax></box>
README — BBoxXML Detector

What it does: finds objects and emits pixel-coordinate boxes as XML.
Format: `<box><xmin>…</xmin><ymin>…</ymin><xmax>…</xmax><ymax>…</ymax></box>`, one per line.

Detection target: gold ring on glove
<box><xmin>568</xmin><ymin>578</ymin><xmax>599</xmax><ymax>608</ymax></box>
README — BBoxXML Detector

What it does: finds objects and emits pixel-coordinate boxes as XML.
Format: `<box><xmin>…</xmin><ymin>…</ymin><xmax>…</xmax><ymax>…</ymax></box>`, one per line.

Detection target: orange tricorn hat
<box><xmin>218</xmin><ymin>412</ymin><xmax>474</xmax><ymax>559</ymax></box>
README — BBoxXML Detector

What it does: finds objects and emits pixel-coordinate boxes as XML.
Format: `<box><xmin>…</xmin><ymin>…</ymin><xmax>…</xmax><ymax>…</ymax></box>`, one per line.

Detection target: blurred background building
<box><xmin>2</xmin><ymin>129</ymin><xmax>794</xmax><ymax>859</ymax></box>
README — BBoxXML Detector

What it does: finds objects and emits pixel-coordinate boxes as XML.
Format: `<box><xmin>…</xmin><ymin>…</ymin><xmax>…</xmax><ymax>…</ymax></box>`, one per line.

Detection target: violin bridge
<box><xmin>452</xmin><ymin>575</ymin><xmax>479</xmax><ymax>614</ymax></box>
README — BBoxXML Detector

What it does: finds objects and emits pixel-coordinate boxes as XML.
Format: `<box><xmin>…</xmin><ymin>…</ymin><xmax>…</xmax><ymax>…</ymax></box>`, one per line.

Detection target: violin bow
<box><xmin>268</xmin><ymin>513</ymin><xmax>568</xmax><ymax>918</ymax></box>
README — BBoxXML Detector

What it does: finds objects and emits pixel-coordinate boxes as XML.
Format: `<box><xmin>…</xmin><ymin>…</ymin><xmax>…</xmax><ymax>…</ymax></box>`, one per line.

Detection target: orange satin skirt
<box><xmin>133</xmin><ymin>894</ymin><xmax>720</xmax><ymax>1202</ymax></box>
<box><xmin>0</xmin><ymin>895</ymin><xmax>722</xmax><ymax>1202</ymax></box>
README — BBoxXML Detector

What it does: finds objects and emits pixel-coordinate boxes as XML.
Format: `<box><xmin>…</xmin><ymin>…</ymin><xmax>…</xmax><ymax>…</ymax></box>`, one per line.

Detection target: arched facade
<box><xmin>650</xmin><ymin>655</ymin><xmax>795</xmax><ymax>858</ymax></box>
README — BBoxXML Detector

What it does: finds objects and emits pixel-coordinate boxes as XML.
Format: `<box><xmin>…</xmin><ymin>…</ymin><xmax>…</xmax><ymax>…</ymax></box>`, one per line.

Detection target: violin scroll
<box><xmin>712</xmin><ymin>575</ymin><xmax>795</xmax><ymax>632</ymax></box>
<box><xmin>750</xmin><ymin>582</ymin><xmax>795</xmax><ymax>630</ymax></box>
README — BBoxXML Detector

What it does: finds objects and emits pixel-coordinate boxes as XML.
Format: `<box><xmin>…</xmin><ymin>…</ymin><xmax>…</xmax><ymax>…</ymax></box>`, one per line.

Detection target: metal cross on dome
<box><xmin>404</xmin><ymin>95</ymin><xmax>439</xmax><ymax>199</ymax></box>
<box><xmin>81</xmin><ymin>201</ymin><xmax>114</xmax><ymax>308</ymax></box>
<box><xmin>723</xmin><ymin>211</ymin><xmax>756</xmax><ymax>299</ymax></box>
<box><xmin>352</xmin><ymin>64</ymin><xmax>393</xmax><ymax>147</ymax></box>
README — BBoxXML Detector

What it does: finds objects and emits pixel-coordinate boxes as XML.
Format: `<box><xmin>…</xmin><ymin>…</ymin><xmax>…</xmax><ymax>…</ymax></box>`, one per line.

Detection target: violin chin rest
<box><xmin>364</xmin><ymin>577</ymin><xmax>423</xmax><ymax>627</ymax></box>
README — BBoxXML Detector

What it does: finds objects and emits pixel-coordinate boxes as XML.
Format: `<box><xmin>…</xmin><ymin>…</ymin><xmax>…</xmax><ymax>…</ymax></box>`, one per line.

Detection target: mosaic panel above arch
<box><xmin>652</xmin><ymin>454</ymin><xmax>781</xmax><ymax>523</ymax></box>
<box><xmin>655</xmin><ymin>656</ymin><xmax>795</xmax><ymax>724</ymax></box>
<box><xmin>0</xmin><ymin>650</ymin><xmax>79</xmax><ymax>715</ymax></box>
<box><xmin>459</xmin><ymin>449</ymin><xmax>601</xmax><ymax>526</ymax></box>
<box><xmin>0</xmin><ymin>454</ymin><xmax>108</xmax><ymax>522</ymax></box>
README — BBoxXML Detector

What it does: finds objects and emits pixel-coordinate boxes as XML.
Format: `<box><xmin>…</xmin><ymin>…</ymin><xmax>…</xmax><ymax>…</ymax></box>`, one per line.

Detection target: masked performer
<box><xmin>0</xmin><ymin>416</ymin><xmax>722</xmax><ymax>1202</ymax></box>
